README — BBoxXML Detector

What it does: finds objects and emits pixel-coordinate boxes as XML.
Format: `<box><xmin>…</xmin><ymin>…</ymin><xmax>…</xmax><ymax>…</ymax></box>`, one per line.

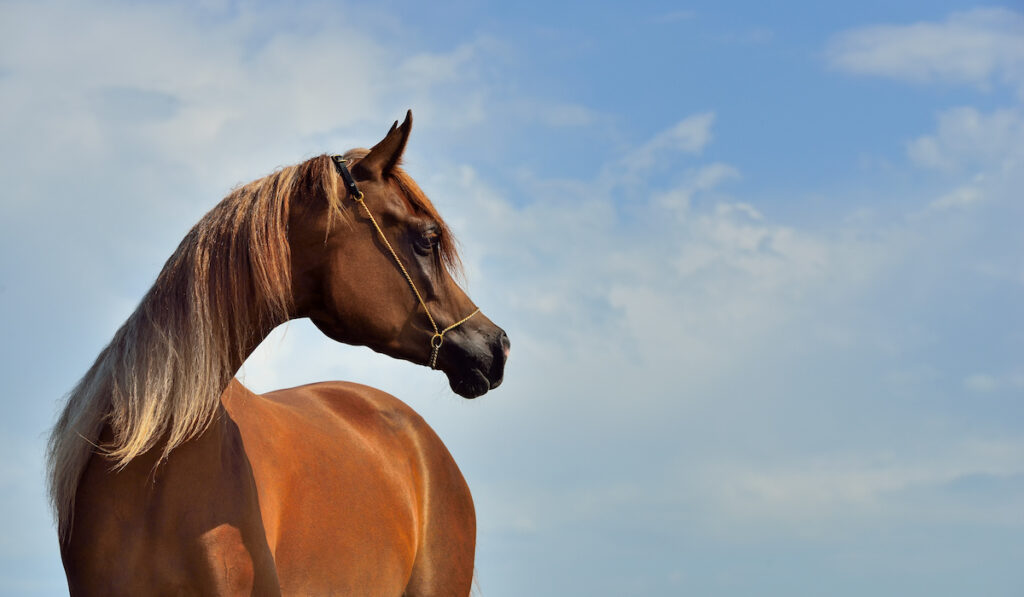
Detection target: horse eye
<box><xmin>414</xmin><ymin>228</ymin><xmax>439</xmax><ymax>255</ymax></box>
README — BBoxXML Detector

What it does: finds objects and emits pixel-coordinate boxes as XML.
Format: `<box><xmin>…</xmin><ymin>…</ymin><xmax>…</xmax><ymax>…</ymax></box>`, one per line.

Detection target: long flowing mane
<box><xmin>47</xmin><ymin>155</ymin><xmax>342</xmax><ymax>541</ymax></box>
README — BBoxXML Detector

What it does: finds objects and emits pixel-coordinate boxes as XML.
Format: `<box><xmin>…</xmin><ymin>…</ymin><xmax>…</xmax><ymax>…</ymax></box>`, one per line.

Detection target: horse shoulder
<box><xmin>63</xmin><ymin>412</ymin><xmax>280</xmax><ymax>596</ymax></box>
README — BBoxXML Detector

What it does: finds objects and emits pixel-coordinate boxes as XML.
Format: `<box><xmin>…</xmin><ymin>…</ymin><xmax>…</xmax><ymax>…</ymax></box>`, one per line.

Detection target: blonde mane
<box><xmin>47</xmin><ymin>155</ymin><xmax>343</xmax><ymax>542</ymax></box>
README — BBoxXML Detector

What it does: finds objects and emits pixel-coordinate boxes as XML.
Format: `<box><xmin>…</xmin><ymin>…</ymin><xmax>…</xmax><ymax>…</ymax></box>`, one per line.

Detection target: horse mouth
<box><xmin>438</xmin><ymin>328</ymin><xmax>508</xmax><ymax>399</ymax></box>
<box><xmin>448</xmin><ymin>368</ymin><xmax>502</xmax><ymax>399</ymax></box>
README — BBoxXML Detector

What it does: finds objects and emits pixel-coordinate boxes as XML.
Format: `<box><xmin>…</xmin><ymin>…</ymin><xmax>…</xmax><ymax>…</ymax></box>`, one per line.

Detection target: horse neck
<box><xmin>101</xmin><ymin>249</ymin><xmax>285</xmax><ymax>460</ymax></box>
<box><xmin>50</xmin><ymin>228</ymin><xmax>290</xmax><ymax>542</ymax></box>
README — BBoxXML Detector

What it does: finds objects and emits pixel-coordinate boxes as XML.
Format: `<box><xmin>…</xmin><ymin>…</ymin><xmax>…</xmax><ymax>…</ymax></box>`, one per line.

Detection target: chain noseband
<box><xmin>331</xmin><ymin>155</ymin><xmax>479</xmax><ymax>369</ymax></box>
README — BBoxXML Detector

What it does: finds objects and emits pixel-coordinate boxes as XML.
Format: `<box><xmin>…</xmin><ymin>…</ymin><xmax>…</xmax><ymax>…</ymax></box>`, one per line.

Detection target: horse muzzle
<box><xmin>440</xmin><ymin>326</ymin><xmax>509</xmax><ymax>399</ymax></box>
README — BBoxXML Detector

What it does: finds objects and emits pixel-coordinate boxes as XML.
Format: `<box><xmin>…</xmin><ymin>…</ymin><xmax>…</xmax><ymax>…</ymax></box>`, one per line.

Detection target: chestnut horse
<box><xmin>47</xmin><ymin>111</ymin><xmax>509</xmax><ymax>596</ymax></box>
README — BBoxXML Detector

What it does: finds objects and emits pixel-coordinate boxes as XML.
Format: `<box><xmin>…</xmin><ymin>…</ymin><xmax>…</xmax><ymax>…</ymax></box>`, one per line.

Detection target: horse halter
<box><xmin>331</xmin><ymin>155</ymin><xmax>479</xmax><ymax>369</ymax></box>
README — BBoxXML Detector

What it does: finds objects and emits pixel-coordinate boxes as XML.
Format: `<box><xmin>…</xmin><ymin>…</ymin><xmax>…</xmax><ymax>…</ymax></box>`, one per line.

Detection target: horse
<box><xmin>46</xmin><ymin>111</ymin><xmax>509</xmax><ymax>596</ymax></box>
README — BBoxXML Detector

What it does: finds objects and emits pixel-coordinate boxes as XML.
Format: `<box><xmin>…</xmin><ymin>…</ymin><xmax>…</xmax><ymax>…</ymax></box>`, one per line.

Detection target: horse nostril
<box><xmin>499</xmin><ymin>331</ymin><xmax>510</xmax><ymax>359</ymax></box>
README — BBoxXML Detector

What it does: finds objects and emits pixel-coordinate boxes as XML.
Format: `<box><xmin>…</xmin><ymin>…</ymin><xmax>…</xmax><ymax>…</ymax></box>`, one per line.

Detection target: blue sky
<box><xmin>1</xmin><ymin>1</ymin><xmax>1022</xmax><ymax>595</ymax></box>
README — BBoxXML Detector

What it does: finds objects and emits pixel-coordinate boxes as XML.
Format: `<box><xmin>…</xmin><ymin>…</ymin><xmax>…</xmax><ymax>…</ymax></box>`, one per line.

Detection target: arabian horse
<box><xmin>47</xmin><ymin>111</ymin><xmax>509</xmax><ymax>596</ymax></box>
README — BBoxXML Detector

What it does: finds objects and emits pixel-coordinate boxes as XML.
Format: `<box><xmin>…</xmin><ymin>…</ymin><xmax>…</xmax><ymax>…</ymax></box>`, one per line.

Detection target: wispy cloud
<box><xmin>653</xmin><ymin>162</ymin><xmax>741</xmax><ymax>216</ymax></box>
<box><xmin>826</xmin><ymin>8</ymin><xmax>1024</xmax><ymax>96</ymax></box>
<box><xmin>704</xmin><ymin>438</ymin><xmax>1024</xmax><ymax>526</ymax></box>
<box><xmin>929</xmin><ymin>184</ymin><xmax>984</xmax><ymax>211</ymax></box>
<box><xmin>908</xmin><ymin>106</ymin><xmax>1024</xmax><ymax>172</ymax></box>
<box><xmin>620</xmin><ymin>112</ymin><xmax>716</xmax><ymax>179</ymax></box>
<box><xmin>0</xmin><ymin>1</ymin><xmax>511</xmax><ymax>201</ymax></box>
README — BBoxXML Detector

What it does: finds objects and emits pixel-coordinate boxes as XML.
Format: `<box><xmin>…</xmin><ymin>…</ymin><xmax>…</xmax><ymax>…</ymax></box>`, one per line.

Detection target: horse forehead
<box><xmin>377</xmin><ymin>181</ymin><xmax>429</xmax><ymax>222</ymax></box>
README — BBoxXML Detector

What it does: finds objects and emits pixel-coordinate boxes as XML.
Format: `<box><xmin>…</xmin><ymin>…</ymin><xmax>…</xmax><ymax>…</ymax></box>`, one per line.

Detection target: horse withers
<box><xmin>48</xmin><ymin>111</ymin><xmax>508</xmax><ymax>596</ymax></box>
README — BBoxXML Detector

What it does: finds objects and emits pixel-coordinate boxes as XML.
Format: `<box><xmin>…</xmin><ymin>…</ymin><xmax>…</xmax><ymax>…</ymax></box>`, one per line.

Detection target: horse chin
<box><xmin>446</xmin><ymin>368</ymin><xmax>493</xmax><ymax>399</ymax></box>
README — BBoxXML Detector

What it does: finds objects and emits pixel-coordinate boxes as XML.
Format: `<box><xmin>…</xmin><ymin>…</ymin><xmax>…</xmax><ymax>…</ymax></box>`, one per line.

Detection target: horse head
<box><xmin>290</xmin><ymin>111</ymin><xmax>509</xmax><ymax>398</ymax></box>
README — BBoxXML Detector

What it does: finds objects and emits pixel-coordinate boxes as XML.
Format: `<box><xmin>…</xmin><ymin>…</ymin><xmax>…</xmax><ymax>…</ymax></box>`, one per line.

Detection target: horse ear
<box><xmin>353</xmin><ymin>110</ymin><xmax>412</xmax><ymax>180</ymax></box>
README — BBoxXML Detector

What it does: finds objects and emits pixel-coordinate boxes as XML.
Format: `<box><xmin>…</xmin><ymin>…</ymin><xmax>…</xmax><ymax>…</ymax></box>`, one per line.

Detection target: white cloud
<box><xmin>656</xmin><ymin>112</ymin><xmax>716</xmax><ymax>153</ymax></box>
<box><xmin>929</xmin><ymin>184</ymin><xmax>984</xmax><ymax>211</ymax></box>
<box><xmin>908</xmin><ymin>106</ymin><xmax>1024</xmax><ymax>172</ymax></box>
<box><xmin>826</xmin><ymin>8</ymin><xmax>1024</xmax><ymax>96</ymax></box>
<box><xmin>900</xmin><ymin>104</ymin><xmax>1024</xmax><ymax>224</ymax></box>
<box><xmin>0</xmin><ymin>0</ymin><xmax>507</xmax><ymax>204</ymax></box>
<box><xmin>654</xmin><ymin>162</ymin><xmax>740</xmax><ymax>216</ymax></box>
<box><xmin>624</xmin><ymin>112</ymin><xmax>716</xmax><ymax>177</ymax></box>
<box><xmin>416</xmin><ymin>116</ymin><xmax>907</xmax><ymax>405</ymax></box>
<box><xmin>826</xmin><ymin>9</ymin><xmax>1024</xmax><ymax>228</ymax></box>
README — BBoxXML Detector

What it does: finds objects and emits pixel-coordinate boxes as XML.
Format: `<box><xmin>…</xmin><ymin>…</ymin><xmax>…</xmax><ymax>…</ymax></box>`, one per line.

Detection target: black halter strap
<box><xmin>331</xmin><ymin>155</ymin><xmax>362</xmax><ymax>199</ymax></box>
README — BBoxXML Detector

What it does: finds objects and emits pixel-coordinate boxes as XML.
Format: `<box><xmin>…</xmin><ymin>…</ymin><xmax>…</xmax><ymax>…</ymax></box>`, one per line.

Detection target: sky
<box><xmin>1</xmin><ymin>1</ymin><xmax>1022</xmax><ymax>595</ymax></box>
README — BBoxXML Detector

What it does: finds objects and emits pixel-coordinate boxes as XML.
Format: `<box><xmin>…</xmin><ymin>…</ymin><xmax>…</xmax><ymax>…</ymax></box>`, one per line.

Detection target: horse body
<box><xmin>50</xmin><ymin>112</ymin><xmax>503</xmax><ymax>595</ymax></box>
<box><xmin>64</xmin><ymin>381</ymin><xmax>474</xmax><ymax>596</ymax></box>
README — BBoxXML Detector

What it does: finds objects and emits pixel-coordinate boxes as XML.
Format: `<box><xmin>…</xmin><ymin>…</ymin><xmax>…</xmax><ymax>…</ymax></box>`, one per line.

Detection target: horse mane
<box><xmin>47</xmin><ymin>154</ymin><xmax>343</xmax><ymax>542</ymax></box>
